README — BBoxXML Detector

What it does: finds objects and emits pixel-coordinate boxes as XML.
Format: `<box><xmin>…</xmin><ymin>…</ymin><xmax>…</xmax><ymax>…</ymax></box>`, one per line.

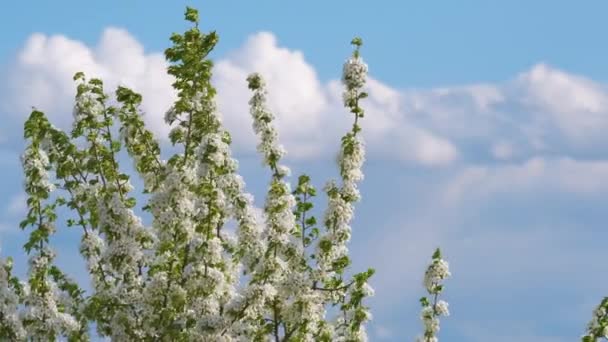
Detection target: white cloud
<box><xmin>444</xmin><ymin>157</ymin><xmax>608</xmax><ymax>203</ymax></box>
<box><xmin>4</xmin><ymin>28</ymin><xmax>176</xmax><ymax>139</ymax></box>
<box><xmin>516</xmin><ymin>63</ymin><xmax>608</xmax><ymax>143</ymax></box>
<box><xmin>214</xmin><ymin>32</ymin><xmax>460</xmax><ymax>165</ymax></box>
<box><xmin>394</xmin><ymin>64</ymin><xmax>608</xmax><ymax>162</ymax></box>
<box><xmin>214</xmin><ymin>32</ymin><xmax>330</xmax><ymax>159</ymax></box>
<box><xmin>358</xmin><ymin>79</ymin><xmax>460</xmax><ymax>165</ymax></box>
<box><xmin>6</xmin><ymin>28</ymin><xmax>608</xmax><ymax>167</ymax></box>
<box><xmin>2</xmin><ymin>28</ymin><xmax>460</xmax><ymax>165</ymax></box>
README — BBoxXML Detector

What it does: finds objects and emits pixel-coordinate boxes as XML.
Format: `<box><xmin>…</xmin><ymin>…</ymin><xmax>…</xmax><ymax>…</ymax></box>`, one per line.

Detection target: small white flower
<box><xmin>435</xmin><ymin>300</ymin><xmax>450</xmax><ymax>316</ymax></box>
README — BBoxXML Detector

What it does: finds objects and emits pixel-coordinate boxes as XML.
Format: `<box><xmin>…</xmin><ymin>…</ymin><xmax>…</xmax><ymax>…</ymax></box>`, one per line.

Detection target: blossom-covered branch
<box><xmin>417</xmin><ymin>248</ymin><xmax>451</xmax><ymax>342</ymax></box>
<box><xmin>582</xmin><ymin>297</ymin><xmax>608</xmax><ymax>341</ymax></box>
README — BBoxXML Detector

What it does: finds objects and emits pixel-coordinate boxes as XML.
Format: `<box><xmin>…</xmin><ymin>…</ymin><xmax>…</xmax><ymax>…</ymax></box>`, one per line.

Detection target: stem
<box><xmin>313</xmin><ymin>280</ymin><xmax>354</xmax><ymax>292</ymax></box>
<box><xmin>101</xmin><ymin>114</ymin><xmax>126</xmax><ymax>201</ymax></box>
<box><xmin>301</xmin><ymin>192</ymin><xmax>308</xmax><ymax>256</ymax></box>
<box><xmin>182</xmin><ymin>109</ymin><xmax>194</xmax><ymax>166</ymax></box>
<box><xmin>273</xmin><ymin>301</ymin><xmax>280</xmax><ymax>342</ymax></box>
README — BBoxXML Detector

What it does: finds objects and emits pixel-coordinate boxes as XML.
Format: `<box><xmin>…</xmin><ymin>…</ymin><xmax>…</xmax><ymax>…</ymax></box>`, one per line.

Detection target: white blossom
<box><xmin>342</xmin><ymin>56</ymin><xmax>368</xmax><ymax>90</ymax></box>
<box><xmin>0</xmin><ymin>256</ymin><xmax>26</xmax><ymax>340</ymax></box>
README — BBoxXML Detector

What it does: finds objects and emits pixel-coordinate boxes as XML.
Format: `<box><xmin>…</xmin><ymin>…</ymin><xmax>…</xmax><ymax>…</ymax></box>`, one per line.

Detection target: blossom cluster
<box><xmin>0</xmin><ymin>255</ymin><xmax>26</xmax><ymax>340</ymax></box>
<box><xmin>583</xmin><ymin>297</ymin><xmax>608</xmax><ymax>341</ymax></box>
<box><xmin>417</xmin><ymin>248</ymin><xmax>451</xmax><ymax>342</ymax></box>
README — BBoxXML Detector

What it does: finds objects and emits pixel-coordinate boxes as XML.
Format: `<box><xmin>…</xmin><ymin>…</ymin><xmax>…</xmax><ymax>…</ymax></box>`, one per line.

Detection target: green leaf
<box><xmin>124</xmin><ymin>197</ymin><xmax>137</xmax><ymax>208</ymax></box>
<box><xmin>185</xmin><ymin>7</ymin><xmax>199</xmax><ymax>23</ymax></box>
<box><xmin>432</xmin><ymin>248</ymin><xmax>441</xmax><ymax>260</ymax></box>
<box><xmin>73</xmin><ymin>72</ymin><xmax>85</xmax><ymax>81</ymax></box>
<box><xmin>111</xmin><ymin>140</ymin><xmax>121</xmax><ymax>152</ymax></box>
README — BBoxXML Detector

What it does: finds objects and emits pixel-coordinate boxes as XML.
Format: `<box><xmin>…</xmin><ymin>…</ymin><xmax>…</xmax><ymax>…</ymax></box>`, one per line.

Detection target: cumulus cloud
<box><xmin>3</xmin><ymin>28</ymin><xmax>176</xmax><ymax>139</ymax></box>
<box><xmin>515</xmin><ymin>64</ymin><xmax>608</xmax><ymax>143</ymax></box>
<box><xmin>4</xmin><ymin>27</ymin><xmax>608</xmax><ymax>167</ymax></box>
<box><xmin>443</xmin><ymin>157</ymin><xmax>608</xmax><ymax>203</ymax></box>
<box><xmin>355</xmin><ymin>79</ymin><xmax>460</xmax><ymax>165</ymax></box>
<box><xmin>214</xmin><ymin>32</ymin><xmax>460</xmax><ymax>165</ymax></box>
<box><xmin>1</xmin><ymin>28</ymin><xmax>460</xmax><ymax>165</ymax></box>
<box><xmin>214</xmin><ymin>32</ymin><xmax>330</xmax><ymax>158</ymax></box>
<box><xmin>396</xmin><ymin>65</ymin><xmax>608</xmax><ymax>162</ymax></box>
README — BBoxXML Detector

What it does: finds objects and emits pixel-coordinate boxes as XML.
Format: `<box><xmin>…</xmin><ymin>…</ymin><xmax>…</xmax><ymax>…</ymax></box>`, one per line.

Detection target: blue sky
<box><xmin>1</xmin><ymin>1</ymin><xmax>608</xmax><ymax>341</ymax></box>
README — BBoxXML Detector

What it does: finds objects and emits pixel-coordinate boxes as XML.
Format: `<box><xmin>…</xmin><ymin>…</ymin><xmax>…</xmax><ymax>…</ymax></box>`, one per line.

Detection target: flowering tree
<box><xmin>0</xmin><ymin>7</ymin><xmax>381</xmax><ymax>341</ymax></box>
